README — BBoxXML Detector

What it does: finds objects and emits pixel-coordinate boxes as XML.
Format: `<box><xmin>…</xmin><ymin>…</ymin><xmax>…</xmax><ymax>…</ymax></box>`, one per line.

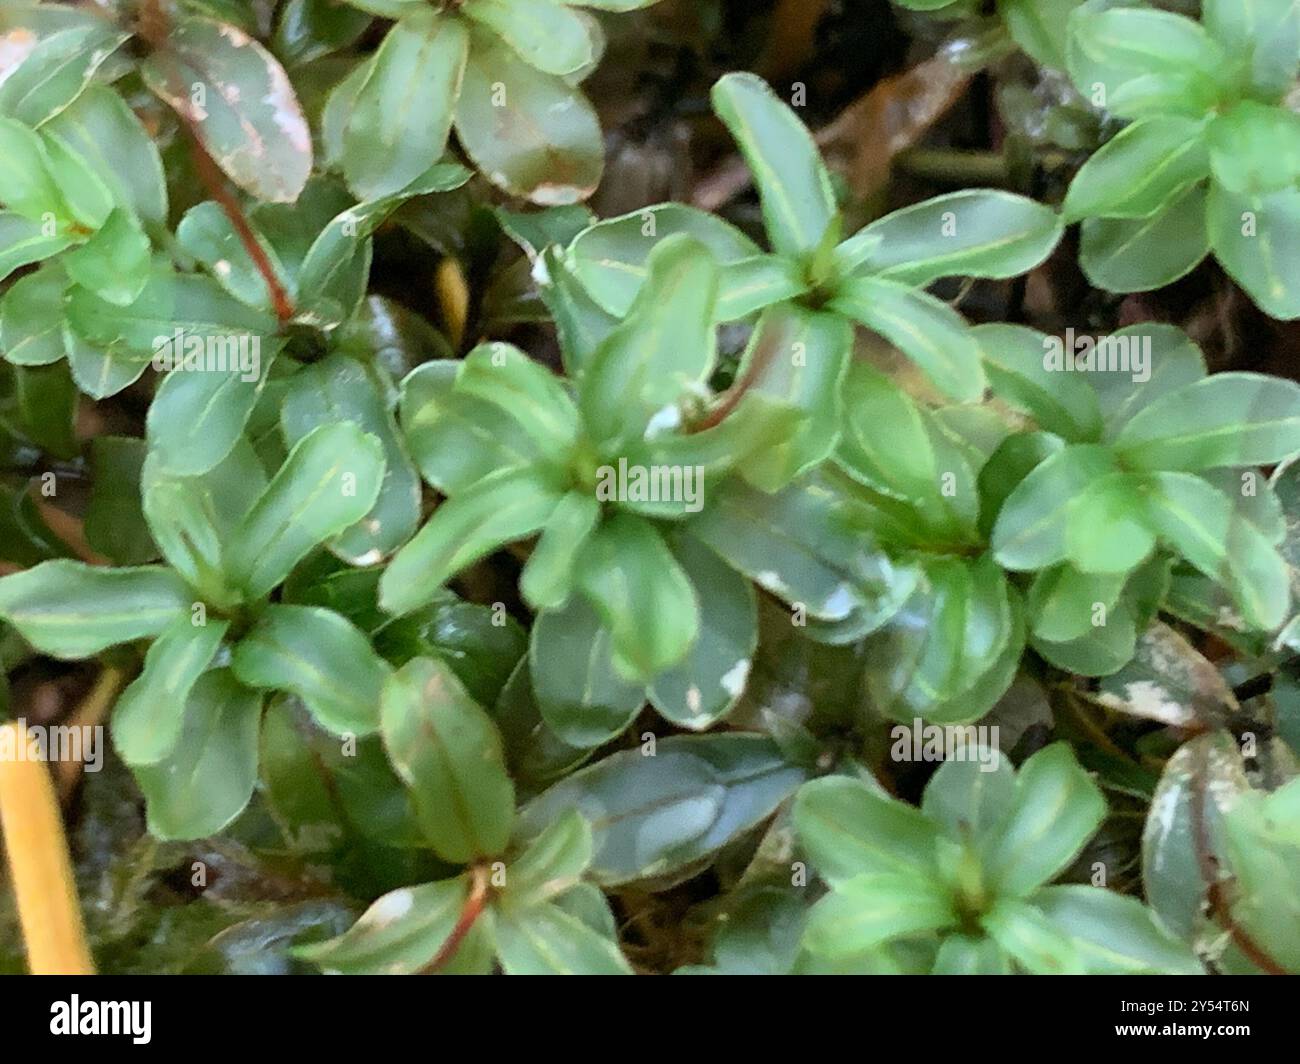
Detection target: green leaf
<box><xmin>461</xmin><ymin>0</ymin><xmax>594</xmax><ymax>77</ymax></box>
<box><xmin>565</xmin><ymin>204</ymin><xmax>763</xmax><ymax>317</ymax></box>
<box><xmin>1066</xmin><ymin>6</ymin><xmax>1228</xmax><ymax>120</ymax></box>
<box><xmin>232</xmin><ymin>605</ymin><xmax>389</xmax><ymax>736</ymax></box>
<box><xmin>829</xmin><ymin>276</ymin><xmax>985</xmax><ymax>402</ymax></box>
<box><xmin>1026</xmin><ymin>565</ymin><xmax>1127</xmax><ymax>644</ymax></box>
<box><xmin>454</xmin><ymin>24</ymin><xmax>602</xmax><ymax>205</ymax></box>
<box><xmin>982</xmin><ymin>743</ymin><xmax>1106</xmax><ymax>897</ymax></box>
<box><xmin>679</xmin><ymin>887</ymin><xmax>807</xmax><ymax>975</ymax></box>
<box><xmin>1207</xmin><ymin>102</ymin><xmax>1300</xmax><ymax>197</ymax></box>
<box><xmin>648</xmin><ymin>534</ymin><xmax>757</xmax><ymax>730</ymax></box>
<box><xmin>452</xmin><ymin>342</ymin><xmax>580</xmax><ymax>459</ymax></box>
<box><xmin>528</xmin><ymin>596</ymin><xmax>645</xmax><ymax>748</ymax></box>
<box><xmin>0</xmin><ymin>211</ymin><xmax>72</xmax><ymax>282</ymax></box>
<box><xmin>42</xmin><ymin>85</ymin><xmax>168</xmax><ymax>228</ymax></box>
<box><xmin>121</xmin><ymin>343</ymin><xmax>275</xmax><ymax>455</ymax></box>
<box><xmin>519</xmin><ymin>490</ymin><xmax>600</xmax><ymax>611</ymax></box>
<box><xmin>1033</xmin><ymin>885</ymin><xmax>1202</xmax><ymax>975</ymax></box>
<box><xmin>803</xmin><ymin>873</ymin><xmax>956</xmax><ymax>959</ymax></box>
<box><xmin>1</xmin><ymin>265</ymin><xmax>67</xmax><ymax>366</ymax></box>
<box><xmin>502</xmin><ymin>810</ymin><xmax>592</xmax><ymax>907</ymax></box>
<box><xmin>534</xmin><ymin>246</ymin><xmax>618</xmax><ymax>376</ymax></box>
<box><xmin>999</xmin><ymin>0</ymin><xmax>1082</xmax><ymax>68</ymax></box>
<box><xmin>991</xmin><ymin>444</ymin><xmax>1120</xmax><ymax>571</ymax></box>
<box><xmin>140</xmin><ymin>440</ymin><xmax>266</xmax><ymax>609</ymax></box>
<box><xmin>975</xmin><ymin>323</ymin><xmax>1102</xmax><ymax>442</ymax></box>
<box><xmin>1031</xmin><ymin>598</ymin><xmax>1140</xmax><ymax>678</ymax></box>
<box><xmin>0</xmin><ymin>23</ymin><xmax>128</xmax><ymax>127</ymax></box>
<box><xmin>261</xmin><ymin>697</ymin><xmax>428</xmax><ymax>853</ymax></box>
<box><xmin>274</xmin><ymin>0</ymin><xmax>373</xmax><ymax>66</ymax></box>
<box><xmin>1063</xmin><ymin>116</ymin><xmax>1210</xmax><ymax>222</ymax></box>
<box><xmin>381</xmin><ymin>656</ymin><xmax>515</xmax><ymax>863</ymax></box>
<box><xmin>563</xmin><ymin>0</ymin><xmax>659</xmax><ymax>8</ymax></box>
<box><xmin>0</xmin><ymin>561</ymin><xmax>191</xmax><ymax>659</ymax></box>
<box><xmin>518</xmin><ymin>734</ymin><xmax>806</xmax><ymax>886</ymax></box>
<box><xmin>175</xmin><ymin>201</ymin><xmax>291</xmax><ymax>314</ymax></box>
<box><xmin>1219</xmin><ymin>781</ymin><xmax>1300</xmax><ymax>972</ymax></box>
<box><xmin>63</xmin><ymin>328</ymin><xmax>150</xmax><ymax>400</ymax></box>
<box><xmin>978</xmin><ymin>431</ymin><xmax>1066</xmax><ymax>540</ymax></box>
<box><xmin>1064</xmin><ymin>472</ymin><xmax>1155</xmax><ymax>575</ymax></box>
<box><xmin>141</xmin><ymin>16</ymin><xmax>312</xmax><ymax>203</ymax></box>
<box><xmin>1203</xmin><ymin>0</ymin><xmax>1300</xmax><ymax>102</ymax></box>
<box><xmin>794</xmin><ymin>775</ymin><xmax>940</xmax><ymax>887</ymax></box>
<box><xmin>40</xmin><ymin>126</ymin><xmax>117</xmax><ymax>229</ymax></box>
<box><xmin>380</xmin><ymin>466</ymin><xmax>563</xmax><ymax>617</ymax></box>
<box><xmin>374</xmin><ymin>594</ymin><xmax>527</xmax><ymax>706</ymax></box>
<box><xmin>226</xmin><ymin>422</ymin><xmax>386</xmax><ymax>602</ymax></box>
<box><xmin>711</xmin><ymin>72</ymin><xmax>837</xmax><ymax>260</ymax></box>
<box><xmin>131</xmin><ymin>668</ymin><xmax>261</xmax><ymax>841</ymax></box>
<box><xmin>84</xmin><ymin>436</ymin><xmax>156</xmax><ymax>565</ymax></box>
<box><xmin>836</xmin><ymin>365</ymin><xmax>979</xmax><ymax>543</ymax></box>
<box><xmin>112</xmin><ymin>616</ymin><xmax>229</xmax><ymax>766</ymax></box>
<box><xmin>932</xmin><ymin>934</ymin><xmax>1011</xmax><ymax>975</ymax></box>
<box><xmin>281</xmin><ymin>353</ymin><xmax>421</xmax><ymax>565</ymax></box>
<box><xmin>70</xmin><ymin>269</ymin><xmax>277</xmax><ymax>357</ymax></box>
<box><xmin>612</xmin><ymin>395</ymin><xmax>802</xmax><ymax>519</ymax></box>
<box><xmin>921</xmin><ymin>747</ymin><xmax>1017</xmax><ymax>844</ymax></box>
<box><xmin>1207</xmin><ymin>184</ymin><xmax>1300</xmax><ymax>320</ymax></box>
<box><xmin>727</xmin><ymin>303</ymin><xmax>852</xmax><ymax>490</ymax></box>
<box><xmin>1142</xmin><ymin>732</ymin><xmax>1248</xmax><ymax>940</ymax></box>
<box><xmin>1147</xmin><ymin>471</ymin><xmax>1290</xmax><ymax>631</ymax></box>
<box><xmin>12</xmin><ymin>360</ymin><xmax>77</xmax><ymax>458</ymax></box>
<box><xmin>981</xmin><ymin>897</ymin><xmax>1084</xmax><ymax>974</ymax></box>
<box><xmin>399</xmin><ymin>360</ymin><xmax>547</xmax><ymax>496</ymax></box>
<box><xmin>493</xmin><ymin>899</ymin><xmax>632</xmax><ymax>975</ymax></box>
<box><xmin>578</xmin><ymin>233</ymin><xmax>718</xmax><ymax>450</ymax></box>
<box><xmin>576</xmin><ymin>514</ymin><xmax>699</xmax><ymax>682</ymax></box>
<box><xmin>1093</xmin><ymin>324</ymin><xmax>1206</xmax><ymax>438</ymax></box>
<box><xmin>62</xmin><ymin>209</ymin><xmax>150</xmax><ymax>308</ymax></box>
<box><xmin>296</xmin><ymin>877</ymin><xmax>468</xmax><ymax>974</ymax></box>
<box><xmin>1115</xmin><ymin>372</ymin><xmax>1300</xmax><ymax>472</ymax></box>
<box><xmin>1079</xmin><ymin>183</ymin><xmax>1210</xmax><ymax>294</ymax></box>
<box><xmin>687</xmin><ymin>475</ymin><xmax>918</xmax><ymax>627</ymax></box>
<box><xmin>838</xmin><ymin>190</ymin><xmax>1063</xmax><ymax>286</ymax></box>
<box><xmin>339</xmin><ymin>12</ymin><xmax>468</xmax><ymax>200</ymax></box>
<box><xmin>865</xmin><ymin>555</ymin><xmax>1015</xmax><ymax>724</ymax></box>
<box><xmin>490</xmin><ymin>659</ymin><xmax>590</xmax><ymax>788</ymax></box>
<box><xmin>295</xmin><ymin>163</ymin><xmax>470</xmax><ymax>327</ymax></box>
<box><xmin>0</xmin><ymin>116</ymin><xmax>65</xmax><ymax>219</ymax></box>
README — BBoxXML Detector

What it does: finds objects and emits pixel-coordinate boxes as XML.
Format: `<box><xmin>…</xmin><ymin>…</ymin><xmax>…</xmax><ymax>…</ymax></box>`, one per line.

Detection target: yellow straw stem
<box><xmin>435</xmin><ymin>257</ymin><xmax>470</xmax><ymax>350</ymax></box>
<box><xmin>0</xmin><ymin>721</ymin><xmax>96</xmax><ymax>975</ymax></box>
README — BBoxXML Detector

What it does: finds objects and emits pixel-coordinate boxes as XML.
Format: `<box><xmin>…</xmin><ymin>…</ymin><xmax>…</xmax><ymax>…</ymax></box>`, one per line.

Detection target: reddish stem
<box><xmin>1189</xmin><ymin>745</ymin><xmax>1286</xmax><ymax>975</ymax></box>
<box><xmin>137</xmin><ymin>0</ymin><xmax>295</xmax><ymax>324</ymax></box>
<box><xmin>426</xmin><ymin>866</ymin><xmax>491</xmax><ymax>973</ymax></box>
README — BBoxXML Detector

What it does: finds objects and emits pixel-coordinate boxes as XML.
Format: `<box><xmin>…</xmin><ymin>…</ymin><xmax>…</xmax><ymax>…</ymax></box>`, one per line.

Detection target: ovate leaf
<box><xmin>0</xmin><ymin>561</ymin><xmax>191</xmax><ymax>658</ymax></box>
<box><xmin>711</xmin><ymin>72</ymin><xmax>837</xmax><ymax>260</ymax></box>
<box><xmin>142</xmin><ymin>16</ymin><xmax>312</xmax><ymax>203</ymax></box>
<box><xmin>232</xmin><ymin>605</ymin><xmax>389</xmax><ymax>736</ymax></box>
<box><xmin>132</xmin><ymin>668</ymin><xmax>261</xmax><ymax>841</ymax></box>
<box><xmin>381</xmin><ymin>656</ymin><xmax>515</xmax><ymax>863</ymax></box>
<box><xmin>226</xmin><ymin>422</ymin><xmax>385</xmax><ymax>601</ymax></box>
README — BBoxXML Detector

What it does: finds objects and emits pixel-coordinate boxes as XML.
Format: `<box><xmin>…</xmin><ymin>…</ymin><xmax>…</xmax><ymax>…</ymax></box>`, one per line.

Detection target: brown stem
<box><xmin>689</xmin><ymin>318</ymin><xmax>788</xmax><ymax>433</ymax></box>
<box><xmin>187</xmin><ymin>131</ymin><xmax>296</xmax><ymax>324</ymax></box>
<box><xmin>137</xmin><ymin>0</ymin><xmax>295</xmax><ymax>324</ymax></box>
<box><xmin>55</xmin><ymin>664</ymin><xmax>131</xmax><ymax>801</ymax></box>
<box><xmin>425</xmin><ymin>864</ymin><xmax>491</xmax><ymax>973</ymax></box>
<box><xmin>1189</xmin><ymin>745</ymin><xmax>1286</xmax><ymax>975</ymax></box>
